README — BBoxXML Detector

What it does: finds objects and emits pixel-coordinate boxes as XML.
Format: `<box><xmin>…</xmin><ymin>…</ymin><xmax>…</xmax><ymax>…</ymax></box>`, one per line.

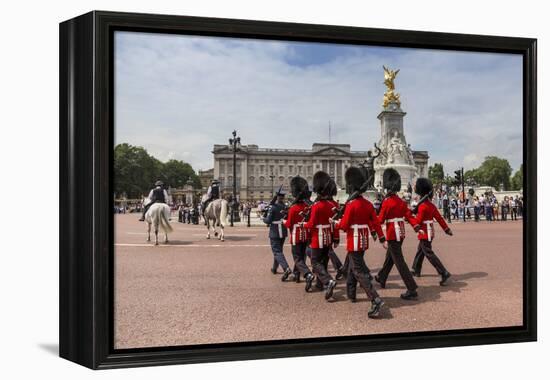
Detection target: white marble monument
<box><xmin>373</xmin><ymin>66</ymin><xmax>419</xmax><ymax>192</ymax></box>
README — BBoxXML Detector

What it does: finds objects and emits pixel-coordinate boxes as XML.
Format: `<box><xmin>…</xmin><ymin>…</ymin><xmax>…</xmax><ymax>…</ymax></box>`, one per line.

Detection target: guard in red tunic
<box><xmin>284</xmin><ymin>176</ymin><xmax>315</xmax><ymax>291</ymax></box>
<box><xmin>302</xmin><ymin>171</ymin><xmax>338</xmax><ymax>300</ymax></box>
<box><xmin>375</xmin><ymin>168</ymin><xmax>419</xmax><ymax>300</ymax></box>
<box><xmin>326</xmin><ymin>180</ymin><xmax>346</xmax><ymax>280</ymax></box>
<box><xmin>334</xmin><ymin>167</ymin><xmax>386</xmax><ymax>317</ymax></box>
<box><xmin>410</xmin><ymin>177</ymin><xmax>453</xmax><ymax>285</ymax></box>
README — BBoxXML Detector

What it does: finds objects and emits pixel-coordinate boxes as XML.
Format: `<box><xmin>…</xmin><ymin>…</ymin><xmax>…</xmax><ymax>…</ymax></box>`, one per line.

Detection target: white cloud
<box><xmin>114</xmin><ymin>32</ymin><xmax>523</xmax><ymax>174</ymax></box>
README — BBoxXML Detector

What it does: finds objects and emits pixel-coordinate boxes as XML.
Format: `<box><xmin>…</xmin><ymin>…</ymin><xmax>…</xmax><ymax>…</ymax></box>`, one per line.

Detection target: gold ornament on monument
<box><xmin>382</xmin><ymin>65</ymin><xmax>401</xmax><ymax>108</ymax></box>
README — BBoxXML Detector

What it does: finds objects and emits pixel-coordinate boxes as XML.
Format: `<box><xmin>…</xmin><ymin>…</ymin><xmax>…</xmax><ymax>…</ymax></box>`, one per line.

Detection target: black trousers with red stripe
<box><xmin>346</xmin><ymin>251</ymin><xmax>379</xmax><ymax>301</ymax></box>
<box><xmin>291</xmin><ymin>242</ymin><xmax>312</xmax><ymax>277</ymax></box>
<box><xmin>311</xmin><ymin>247</ymin><xmax>333</xmax><ymax>287</ymax></box>
<box><xmin>411</xmin><ymin>240</ymin><xmax>448</xmax><ymax>275</ymax></box>
<box><xmin>377</xmin><ymin>240</ymin><xmax>417</xmax><ymax>291</ymax></box>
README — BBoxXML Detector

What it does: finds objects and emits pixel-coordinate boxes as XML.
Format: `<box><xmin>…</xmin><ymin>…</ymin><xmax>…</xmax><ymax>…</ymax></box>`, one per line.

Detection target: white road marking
<box><xmin>115</xmin><ymin>243</ymin><xmax>270</xmax><ymax>248</ymax></box>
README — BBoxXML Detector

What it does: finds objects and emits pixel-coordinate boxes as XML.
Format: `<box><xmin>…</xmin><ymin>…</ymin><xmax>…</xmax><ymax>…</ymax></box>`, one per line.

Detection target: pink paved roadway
<box><xmin>114</xmin><ymin>213</ymin><xmax>523</xmax><ymax>349</ymax></box>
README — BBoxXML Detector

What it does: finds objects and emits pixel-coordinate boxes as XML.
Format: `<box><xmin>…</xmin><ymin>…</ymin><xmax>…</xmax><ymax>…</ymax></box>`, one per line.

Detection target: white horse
<box><xmin>203</xmin><ymin>198</ymin><xmax>229</xmax><ymax>241</ymax></box>
<box><xmin>145</xmin><ymin>203</ymin><xmax>173</xmax><ymax>245</ymax></box>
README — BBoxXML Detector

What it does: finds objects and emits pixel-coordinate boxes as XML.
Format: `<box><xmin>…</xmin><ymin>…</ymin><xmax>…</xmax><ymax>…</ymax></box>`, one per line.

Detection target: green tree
<box><xmin>161</xmin><ymin>159</ymin><xmax>202</xmax><ymax>189</ymax></box>
<box><xmin>474</xmin><ymin>156</ymin><xmax>513</xmax><ymax>190</ymax></box>
<box><xmin>428</xmin><ymin>163</ymin><xmax>444</xmax><ymax>183</ymax></box>
<box><xmin>510</xmin><ymin>164</ymin><xmax>523</xmax><ymax>190</ymax></box>
<box><xmin>114</xmin><ymin>143</ymin><xmax>202</xmax><ymax>198</ymax></box>
<box><xmin>114</xmin><ymin>143</ymin><xmax>162</xmax><ymax>198</ymax></box>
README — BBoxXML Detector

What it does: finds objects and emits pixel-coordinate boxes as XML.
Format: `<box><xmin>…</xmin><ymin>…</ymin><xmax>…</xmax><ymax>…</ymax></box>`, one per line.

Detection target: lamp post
<box><xmin>229</xmin><ymin>130</ymin><xmax>241</xmax><ymax>226</ymax></box>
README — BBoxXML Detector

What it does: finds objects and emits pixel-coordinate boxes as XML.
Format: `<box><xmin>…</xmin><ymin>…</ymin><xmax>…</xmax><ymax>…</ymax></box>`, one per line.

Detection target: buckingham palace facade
<box><xmin>211</xmin><ymin>143</ymin><xmax>428</xmax><ymax>202</ymax></box>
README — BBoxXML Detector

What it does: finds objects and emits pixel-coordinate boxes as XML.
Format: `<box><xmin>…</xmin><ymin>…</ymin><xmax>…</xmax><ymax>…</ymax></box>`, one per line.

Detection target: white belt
<box><xmin>351</xmin><ymin>224</ymin><xmax>369</xmax><ymax>251</ymax></box>
<box><xmin>386</xmin><ymin>218</ymin><xmax>404</xmax><ymax>242</ymax></box>
<box><xmin>316</xmin><ymin>224</ymin><xmax>332</xmax><ymax>248</ymax></box>
<box><xmin>423</xmin><ymin>220</ymin><xmax>434</xmax><ymax>241</ymax></box>
<box><xmin>272</xmin><ymin>220</ymin><xmax>283</xmax><ymax>238</ymax></box>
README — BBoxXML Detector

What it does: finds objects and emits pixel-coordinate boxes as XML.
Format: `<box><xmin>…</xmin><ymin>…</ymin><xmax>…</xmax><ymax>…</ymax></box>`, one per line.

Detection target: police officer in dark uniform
<box><xmin>202</xmin><ymin>179</ymin><xmax>220</xmax><ymax>216</ymax></box>
<box><xmin>263</xmin><ymin>188</ymin><xmax>292</xmax><ymax>281</ymax></box>
<box><xmin>139</xmin><ymin>180</ymin><xmax>169</xmax><ymax>221</ymax></box>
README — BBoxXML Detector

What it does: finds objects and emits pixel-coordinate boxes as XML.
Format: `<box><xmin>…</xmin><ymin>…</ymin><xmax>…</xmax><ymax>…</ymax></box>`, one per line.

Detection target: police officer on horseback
<box><xmin>139</xmin><ymin>180</ymin><xmax>169</xmax><ymax>221</ymax></box>
<box><xmin>202</xmin><ymin>179</ymin><xmax>220</xmax><ymax>213</ymax></box>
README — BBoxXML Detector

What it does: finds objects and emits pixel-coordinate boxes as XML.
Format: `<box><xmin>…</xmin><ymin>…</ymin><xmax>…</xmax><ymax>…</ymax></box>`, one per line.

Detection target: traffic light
<box><xmin>454</xmin><ymin>169</ymin><xmax>462</xmax><ymax>186</ymax></box>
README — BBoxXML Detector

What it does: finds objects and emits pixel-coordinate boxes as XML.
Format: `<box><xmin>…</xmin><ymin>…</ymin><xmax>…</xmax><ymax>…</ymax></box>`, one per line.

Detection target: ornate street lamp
<box><xmin>228</xmin><ymin>130</ymin><xmax>241</xmax><ymax>226</ymax></box>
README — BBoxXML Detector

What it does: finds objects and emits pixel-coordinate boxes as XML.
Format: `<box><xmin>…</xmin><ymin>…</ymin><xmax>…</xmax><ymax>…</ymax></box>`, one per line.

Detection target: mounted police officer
<box><xmin>202</xmin><ymin>179</ymin><xmax>220</xmax><ymax>215</ymax></box>
<box><xmin>139</xmin><ymin>180</ymin><xmax>169</xmax><ymax>221</ymax></box>
<box><xmin>263</xmin><ymin>188</ymin><xmax>292</xmax><ymax>281</ymax></box>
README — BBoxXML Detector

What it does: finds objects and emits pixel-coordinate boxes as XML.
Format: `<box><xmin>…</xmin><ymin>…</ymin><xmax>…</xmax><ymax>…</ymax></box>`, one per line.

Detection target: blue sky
<box><xmin>114</xmin><ymin>31</ymin><xmax>523</xmax><ymax>174</ymax></box>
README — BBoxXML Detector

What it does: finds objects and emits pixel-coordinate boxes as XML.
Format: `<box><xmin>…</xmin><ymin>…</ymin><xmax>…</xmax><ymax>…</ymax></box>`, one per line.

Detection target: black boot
<box><xmin>281</xmin><ymin>268</ymin><xmax>292</xmax><ymax>282</ymax></box>
<box><xmin>325</xmin><ymin>280</ymin><xmax>337</xmax><ymax>300</ymax></box>
<box><xmin>374</xmin><ymin>275</ymin><xmax>386</xmax><ymax>289</ymax></box>
<box><xmin>411</xmin><ymin>269</ymin><xmax>421</xmax><ymax>277</ymax></box>
<box><xmin>400</xmin><ymin>290</ymin><xmax>418</xmax><ymax>300</ymax></box>
<box><xmin>440</xmin><ymin>271</ymin><xmax>451</xmax><ymax>286</ymax></box>
<box><xmin>294</xmin><ymin>272</ymin><xmax>301</xmax><ymax>283</ymax></box>
<box><xmin>305</xmin><ymin>273</ymin><xmax>314</xmax><ymax>292</ymax></box>
<box><xmin>368</xmin><ymin>298</ymin><xmax>384</xmax><ymax>318</ymax></box>
<box><xmin>336</xmin><ymin>267</ymin><xmax>345</xmax><ymax>280</ymax></box>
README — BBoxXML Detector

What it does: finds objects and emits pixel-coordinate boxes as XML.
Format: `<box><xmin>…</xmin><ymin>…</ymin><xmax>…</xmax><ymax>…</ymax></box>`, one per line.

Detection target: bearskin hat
<box><xmin>312</xmin><ymin>171</ymin><xmax>331</xmax><ymax>196</ymax></box>
<box><xmin>290</xmin><ymin>176</ymin><xmax>309</xmax><ymax>198</ymax></box>
<box><xmin>345</xmin><ymin>167</ymin><xmax>365</xmax><ymax>193</ymax></box>
<box><xmin>414</xmin><ymin>177</ymin><xmax>433</xmax><ymax>197</ymax></box>
<box><xmin>327</xmin><ymin>178</ymin><xmax>338</xmax><ymax>197</ymax></box>
<box><xmin>382</xmin><ymin>168</ymin><xmax>401</xmax><ymax>192</ymax></box>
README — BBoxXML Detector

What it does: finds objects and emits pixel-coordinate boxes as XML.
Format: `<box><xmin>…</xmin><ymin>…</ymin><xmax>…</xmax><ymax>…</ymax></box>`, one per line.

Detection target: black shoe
<box><xmin>367</xmin><ymin>273</ymin><xmax>373</xmax><ymax>281</ymax></box>
<box><xmin>336</xmin><ymin>267</ymin><xmax>345</xmax><ymax>280</ymax></box>
<box><xmin>138</xmin><ymin>217</ymin><xmax>145</xmax><ymax>222</ymax></box>
<box><xmin>325</xmin><ymin>280</ymin><xmax>337</xmax><ymax>300</ymax></box>
<box><xmin>440</xmin><ymin>271</ymin><xmax>451</xmax><ymax>286</ymax></box>
<box><xmin>368</xmin><ymin>298</ymin><xmax>384</xmax><ymax>318</ymax></box>
<box><xmin>374</xmin><ymin>275</ymin><xmax>386</xmax><ymax>289</ymax></box>
<box><xmin>350</xmin><ymin>297</ymin><xmax>357</xmax><ymax>303</ymax></box>
<box><xmin>400</xmin><ymin>290</ymin><xmax>418</xmax><ymax>300</ymax></box>
<box><xmin>270</xmin><ymin>268</ymin><xmax>277</xmax><ymax>275</ymax></box>
<box><xmin>411</xmin><ymin>269</ymin><xmax>421</xmax><ymax>277</ymax></box>
<box><xmin>305</xmin><ymin>273</ymin><xmax>314</xmax><ymax>292</ymax></box>
<box><xmin>281</xmin><ymin>268</ymin><xmax>292</xmax><ymax>282</ymax></box>
<box><xmin>294</xmin><ymin>273</ymin><xmax>301</xmax><ymax>283</ymax></box>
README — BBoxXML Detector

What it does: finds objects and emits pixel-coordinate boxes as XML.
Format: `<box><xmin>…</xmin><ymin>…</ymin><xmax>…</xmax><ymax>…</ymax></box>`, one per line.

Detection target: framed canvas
<box><xmin>59</xmin><ymin>11</ymin><xmax>537</xmax><ymax>369</ymax></box>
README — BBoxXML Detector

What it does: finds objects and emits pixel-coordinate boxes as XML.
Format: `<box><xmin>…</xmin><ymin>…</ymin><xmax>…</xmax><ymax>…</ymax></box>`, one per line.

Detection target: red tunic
<box><xmin>377</xmin><ymin>194</ymin><xmax>416</xmax><ymax>241</ymax></box>
<box><xmin>327</xmin><ymin>199</ymin><xmax>341</xmax><ymax>243</ymax></box>
<box><xmin>284</xmin><ymin>202</ymin><xmax>310</xmax><ymax>245</ymax></box>
<box><xmin>412</xmin><ymin>200</ymin><xmax>450</xmax><ymax>241</ymax></box>
<box><xmin>336</xmin><ymin>197</ymin><xmax>385</xmax><ymax>252</ymax></box>
<box><xmin>304</xmin><ymin>199</ymin><xmax>334</xmax><ymax>249</ymax></box>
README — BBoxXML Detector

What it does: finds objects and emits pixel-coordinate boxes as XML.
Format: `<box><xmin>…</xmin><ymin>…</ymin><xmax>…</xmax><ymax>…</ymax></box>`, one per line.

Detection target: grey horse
<box><xmin>203</xmin><ymin>198</ymin><xmax>229</xmax><ymax>241</ymax></box>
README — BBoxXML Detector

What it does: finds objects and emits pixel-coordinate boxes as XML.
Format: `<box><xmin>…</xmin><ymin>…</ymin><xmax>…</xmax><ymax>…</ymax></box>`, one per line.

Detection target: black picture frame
<box><xmin>59</xmin><ymin>10</ymin><xmax>537</xmax><ymax>369</ymax></box>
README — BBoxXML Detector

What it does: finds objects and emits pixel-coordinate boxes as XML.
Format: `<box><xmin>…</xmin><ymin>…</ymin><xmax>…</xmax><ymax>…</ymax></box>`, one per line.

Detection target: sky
<box><xmin>114</xmin><ymin>31</ymin><xmax>523</xmax><ymax>174</ymax></box>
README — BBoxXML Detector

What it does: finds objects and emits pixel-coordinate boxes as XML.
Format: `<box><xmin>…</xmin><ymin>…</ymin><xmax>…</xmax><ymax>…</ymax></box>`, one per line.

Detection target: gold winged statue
<box><xmin>382</xmin><ymin>65</ymin><xmax>401</xmax><ymax>108</ymax></box>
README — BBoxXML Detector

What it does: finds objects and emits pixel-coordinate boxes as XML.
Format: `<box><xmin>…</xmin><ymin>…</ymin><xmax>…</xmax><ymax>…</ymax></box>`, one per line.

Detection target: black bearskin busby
<box><xmin>414</xmin><ymin>177</ymin><xmax>433</xmax><ymax>197</ymax></box>
<box><xmin>345</xmin><ymin>167</ymin><xmax>365</xmax><ymax>193</ymax></box>
<box><xmin>313</xmin><ymin>171</ymin><xmax>331</xmax><ymax>196</ymax></box>
<box><xmin>382</xmin><ymin>168</ymin><xmax>401</xmax><ymax>193</ymax></box>
<box><xmin>290</xmin><ymin>176</ymin><xmax>309</xmax><ymax>199</ymax></box>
